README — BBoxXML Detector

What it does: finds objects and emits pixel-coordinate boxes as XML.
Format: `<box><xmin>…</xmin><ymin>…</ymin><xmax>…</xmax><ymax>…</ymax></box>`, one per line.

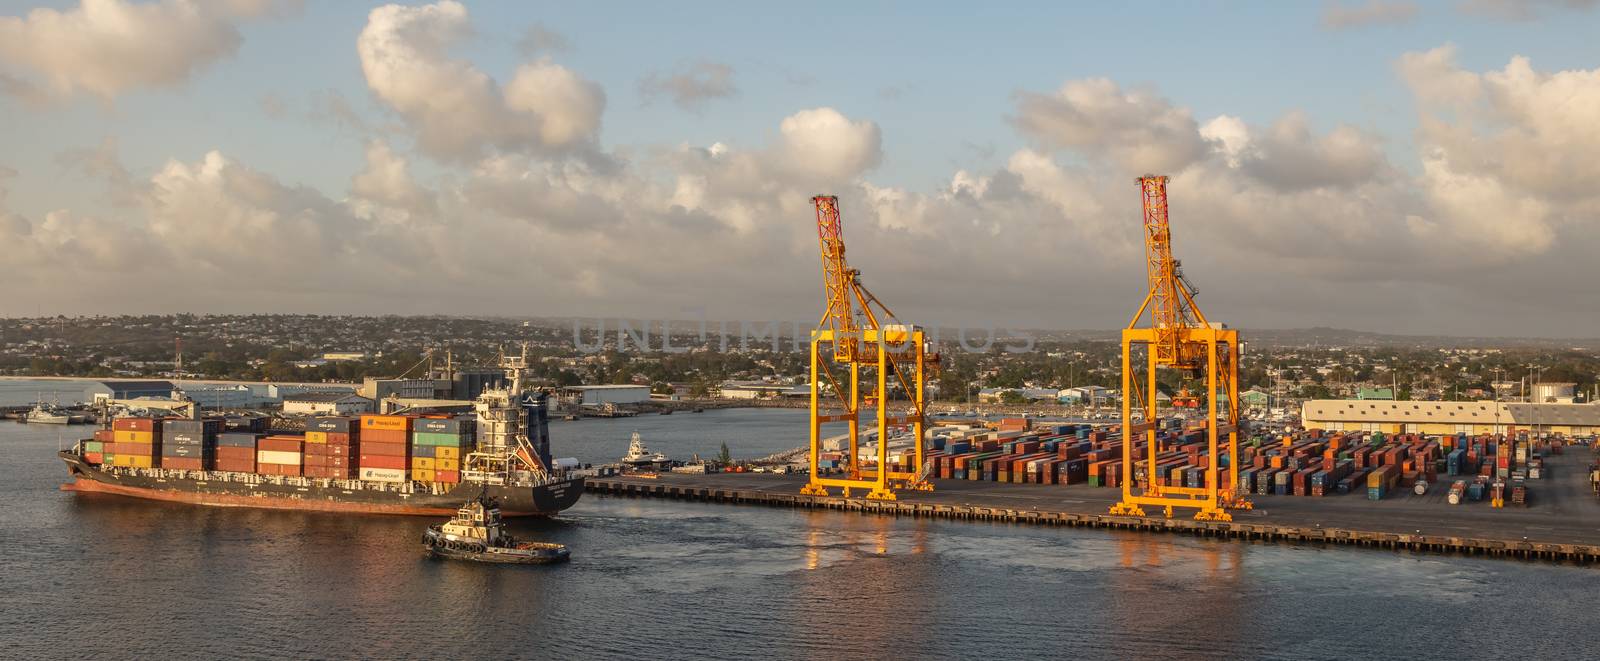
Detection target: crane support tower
<box><xmin>1109</xmin><ymin>176</ymin><xmax>1250</xmax><ymax>521</ymax></box>
<box><xmin>800</xmin><ymin>195</ymin><xmax>934</xmax><ymax>501</ymax></box>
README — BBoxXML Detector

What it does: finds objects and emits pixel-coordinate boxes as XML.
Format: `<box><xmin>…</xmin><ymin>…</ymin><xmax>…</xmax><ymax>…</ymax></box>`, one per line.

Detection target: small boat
<box><xmin>422</xmin><ymin>494</ymin><xmax>570</xmax><ymax>565</ymax></box>
<box><xmin>621</xmin><ymin>431</ymin><xmax>669</xmax><ymax>467</ymax></box>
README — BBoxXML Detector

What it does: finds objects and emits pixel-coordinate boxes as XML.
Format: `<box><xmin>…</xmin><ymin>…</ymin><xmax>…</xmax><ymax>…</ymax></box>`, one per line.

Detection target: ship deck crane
<box><xmin>800</xmin><ymin>195</ymin><xmax>933</xmax><ymax>501</ymax></box>
<box><xmin>1109</xmin><ymin>176</ymin><xmax>1250</xmax><ymax>521</ymax></box>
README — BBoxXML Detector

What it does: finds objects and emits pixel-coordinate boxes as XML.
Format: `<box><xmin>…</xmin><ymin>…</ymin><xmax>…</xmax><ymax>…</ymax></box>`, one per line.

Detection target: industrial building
<box><xmin>1302</xmin><ymin>399</ymin><xmax>1600</xmax><ymax>437</ymax></box>
<box><xmin>717</xmin><ymin>382</ymin><xmax>808</xmax><ymax>400</ymax></box>
<box><xmin>282</xmin><ymin>392</ymin><xmax>375</xmax><ymax>416</ymax></box>
<box><xmin>84</xmin><ymin>380</ymin><xmax>177</xmax><ymax>403</ymax></box>
<box><xmin>557</xmin><ymin>385</ymin><xmax>651</xmax><ymax>406</ymax></box>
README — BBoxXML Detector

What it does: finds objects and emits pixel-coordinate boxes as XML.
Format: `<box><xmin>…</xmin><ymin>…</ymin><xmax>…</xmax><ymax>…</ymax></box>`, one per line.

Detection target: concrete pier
<box><xmin>585</xmin><ymin>450</ymin><xmax>1600</xmax><ymax>563</ymax></box>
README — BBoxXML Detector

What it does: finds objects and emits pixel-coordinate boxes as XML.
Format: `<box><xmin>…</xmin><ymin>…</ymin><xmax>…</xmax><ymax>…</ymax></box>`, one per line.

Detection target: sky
<box><xmin>1</xmin><ymin>0</ymin><xmax>1599</xmax><ymax>336</ymax></box>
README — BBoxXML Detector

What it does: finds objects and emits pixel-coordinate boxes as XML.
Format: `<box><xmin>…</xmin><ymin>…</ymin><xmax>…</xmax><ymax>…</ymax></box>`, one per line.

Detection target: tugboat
<box><xmin>422</xmin><ymin>493</ymin><xmax>570</xmax><ymax>565</ymax></box>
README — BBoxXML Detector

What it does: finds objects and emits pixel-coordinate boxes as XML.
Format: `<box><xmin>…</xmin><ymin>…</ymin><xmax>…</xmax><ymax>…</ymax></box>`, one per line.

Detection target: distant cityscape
<box><xmin>3</xmin><ymin>315</ymin><xmax>1595</xmax><ymax>413</ymax></box>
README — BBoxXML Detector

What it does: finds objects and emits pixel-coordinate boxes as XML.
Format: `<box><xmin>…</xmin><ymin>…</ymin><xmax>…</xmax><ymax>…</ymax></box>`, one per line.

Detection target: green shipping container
<box><xmin>410</xmin><ymin>431</ymin><xmax>471</xmax><ymax>447</ymax></box>
<box><xmin>84</xmin><ymin>441</ymin><xmax>104</xmax><ymax>453</ymax></box>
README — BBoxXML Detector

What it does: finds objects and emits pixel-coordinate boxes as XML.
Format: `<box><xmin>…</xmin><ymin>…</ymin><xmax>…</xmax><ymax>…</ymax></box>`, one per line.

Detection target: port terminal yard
<box><xmin>587</xmin><ymin>447</ymin><xmax>1600</xmax><ymax>563</ymax></box>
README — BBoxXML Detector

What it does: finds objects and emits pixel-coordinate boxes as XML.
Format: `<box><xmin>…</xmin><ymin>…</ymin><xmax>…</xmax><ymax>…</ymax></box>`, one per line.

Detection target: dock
<box><xmin>586</xmin><ymin>450</ymin><xmax>1600</xmax><ymax>563</ymax></box>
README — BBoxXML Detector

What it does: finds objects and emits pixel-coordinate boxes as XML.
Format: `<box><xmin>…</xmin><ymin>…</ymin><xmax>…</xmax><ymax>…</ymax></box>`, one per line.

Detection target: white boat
<box><xmin>621</xmin><ymin>431</ymin><xmax>669</xmax><ymax>467</ymax></box>
<box><xmin>25</xmin><ymin>403</ymin><xmax>88</xmax><ymax>425</ymax></box>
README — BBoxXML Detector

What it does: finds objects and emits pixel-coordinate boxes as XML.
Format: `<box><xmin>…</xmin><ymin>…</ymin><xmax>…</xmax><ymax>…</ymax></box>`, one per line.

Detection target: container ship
<box><xmin>58</xmin><ymin>352</ymin><xmax>583</xmax><ymax>516</ymax></box>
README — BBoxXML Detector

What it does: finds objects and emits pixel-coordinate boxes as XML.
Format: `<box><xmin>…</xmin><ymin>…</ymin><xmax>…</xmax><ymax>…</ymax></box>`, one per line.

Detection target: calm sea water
<box><xmin>5</xmin><ymin>417</ymin><xmax>1599</xmax><ymax>659</ymax></box>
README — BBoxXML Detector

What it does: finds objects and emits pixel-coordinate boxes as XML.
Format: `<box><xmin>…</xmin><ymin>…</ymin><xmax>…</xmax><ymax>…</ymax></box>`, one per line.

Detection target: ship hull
<box><xmin>58</xmin><ymin>451</ymin><xmax>583</xmax><ymax>516</ymax></box>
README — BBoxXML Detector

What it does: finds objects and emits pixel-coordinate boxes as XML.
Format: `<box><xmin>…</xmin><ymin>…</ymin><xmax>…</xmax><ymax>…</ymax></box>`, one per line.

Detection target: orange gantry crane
<box><xmin>800</xmin><ymin>195</ymin><xmax>933</xmax><ymax>500</ymax></box>
<box><xmin>1109</xmin><ymin>176</ymin><xmax>1250</xmax><ymax>521</ymax></box>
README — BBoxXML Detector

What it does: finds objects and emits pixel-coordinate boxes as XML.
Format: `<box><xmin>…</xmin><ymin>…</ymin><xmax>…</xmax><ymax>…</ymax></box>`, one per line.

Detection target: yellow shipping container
<box><xmin>361</xmin><ymin>415</ymin><xmax>410</xmax><ymax>432</ymax></box>
<box><xmin>412</xmin><ymin>457</ymin><xmax>436</xmax><ymax>470</ymax></box>
<box><xmin>305</xmin><ymin>431</ymin><xmax>327</xmax><ymax>443</ymax></box>
<box><xmin>412</xmin><ymin>468</ymin><xmax>435</xmax><ymax>482</ymax></box>
<box><xmin>116</xmin><ymin>455</ymin><xmax>153</xmax><ymax>468</ymax></box>
<box><xmin>115</xmin><ymin>430</ymin><xmax>155</xmax><ymax>444</ymax></box>
<box><xmin>436</xmin><ymin>446</ymin><xmax>459</xmax><ymax>459</ymax></box>
<box><xmin>435</xmin><ymin>458</ymin><xmax>459</xmax><ymax>471</ymax></box>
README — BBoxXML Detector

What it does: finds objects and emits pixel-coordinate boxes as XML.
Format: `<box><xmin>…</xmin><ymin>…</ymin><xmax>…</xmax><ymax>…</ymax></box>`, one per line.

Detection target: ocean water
<box><xmin>5</xmin><ymin>417</ymin><xmax>1599</xmax><ymax>659</ymax></box>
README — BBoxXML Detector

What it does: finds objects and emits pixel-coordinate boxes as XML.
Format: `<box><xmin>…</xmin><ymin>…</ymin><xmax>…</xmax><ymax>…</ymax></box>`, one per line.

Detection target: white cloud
<box><xmin>768</xmin><ymin>107</ymin><xmax>882</xmax><ymax>182</ymax></box>
<box><xmin>1011</xmin><ymin>78</ymin><xmax>1209</xmax><ymax>174</ymax></box>
<box><xmin>0</xmin><ymin>0</ymin><xmax>294</xmax><ymax>101</ymax></box>
<box><xmin>357</xmin><ymin>1</ymin><xmax>605</xmax><ymax>162</ymax></box>
<box><xmin>1456</xmin><ymin>0</ymin><xmax>1599</xmax><ymax>21</ymax></box>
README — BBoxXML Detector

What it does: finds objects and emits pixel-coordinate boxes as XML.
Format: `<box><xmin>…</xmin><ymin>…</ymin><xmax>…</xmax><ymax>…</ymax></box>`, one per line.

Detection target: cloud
<box><xmin>0</xmin><ymin>0</ymin><xmax>295</xmax><ymax>101</ymax></box>
<box><xmin>1321</xmin><ymin>0</ymin><xmax>1419</xmax><ymax>29</ymax></box>
<box><xmin>357</xmin><ymin>1</ymin><xmax>605</xmax><ymax>162</ymax></box>
<box><xmin>516</xmin><ymin>22</ymin><xmax>571</xmax><ymax>56</ymax></box>
<box><xmin>1011</xmin><ymin>78</ymin><xmax>1210</xmax><ymax>174</ymax></box>
<box><xmin>768</xmin><ymin>108</ymin><xmax>883</xmax><ymax>182</ymax></box>
<box><xmin>1456</xmin><ymin>0</ymin><xmax>1599</xmax><ymax>20</ymax></box>
<box><xmin>1398</xmin><ymin>44</ymin><xmax>1600</xmax><ymax>199</ymax></box>
<box><xmin>639</xmin><ymin>61</ymin><xmax>738</xmax><ymax>112</ymax></box>
<box><xmin>350</xmin><ymin>141</ymin><xmax>435</xmax><ymax>216</ymax></box>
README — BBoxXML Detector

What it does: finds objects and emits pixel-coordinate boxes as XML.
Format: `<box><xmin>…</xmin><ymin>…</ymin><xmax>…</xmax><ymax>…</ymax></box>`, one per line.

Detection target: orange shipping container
<box><xmin>361</xmin><ymin>415</ymin><xmax>412</xmax><ymax>432</ymax></box>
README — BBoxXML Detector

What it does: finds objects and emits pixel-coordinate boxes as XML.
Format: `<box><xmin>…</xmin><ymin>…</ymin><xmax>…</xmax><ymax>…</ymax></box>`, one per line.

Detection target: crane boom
<box><xmin>801</xmin><ymin>195</ymin><xmax>931</xmax><ymax>501</ymax></box>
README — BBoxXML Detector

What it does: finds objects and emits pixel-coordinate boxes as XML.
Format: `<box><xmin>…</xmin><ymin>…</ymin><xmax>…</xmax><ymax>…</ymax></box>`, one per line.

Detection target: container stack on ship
<box><xmin>58</xmin><ymin>349</ymin><xmax>583</xmax><ymax>516</ymax></box>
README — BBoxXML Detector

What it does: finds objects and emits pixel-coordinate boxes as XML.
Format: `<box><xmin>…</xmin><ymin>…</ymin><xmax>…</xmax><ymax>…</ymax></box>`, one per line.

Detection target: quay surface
<box><xmin>587</xmin><ymin>451</ymin><xmax>1600</xmax><ymax>563</ymax></box>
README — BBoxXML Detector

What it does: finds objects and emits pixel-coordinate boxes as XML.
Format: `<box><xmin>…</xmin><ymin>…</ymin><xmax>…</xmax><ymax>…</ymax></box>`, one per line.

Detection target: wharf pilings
<box><xmin>585</xmin><ymin>477</ymin><xmax>1600</xmax><ymax>563</ymax></box>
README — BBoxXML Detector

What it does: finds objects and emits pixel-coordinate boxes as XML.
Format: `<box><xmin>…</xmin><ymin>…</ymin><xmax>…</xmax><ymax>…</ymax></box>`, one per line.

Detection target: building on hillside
<box><xmin>282</xmin><ymin>392</ymin><xmax>374</xmax><ymax>416</ymax></box>
<box><xmin>321</xmin><ymin>352</ymin><xmax>369</xmax><ymax>361</ymax></box>
<box><xmin>1301</xmin><ymin>399</ymin><xmax>1600</xmax><ymax>436</ymax></box>
<box><xmin>1356</xmin><ymin>387</ymin><xmax>1395</xmax><ymax>400</ymax></box>
<box><xmin>1241</xmin><ymin>388</ymin><xmax>1271</xmax><ymax>410</ymax></box>
<box><xmin>84</xmin><ymin>380</ymin><xmax>177</xmax><ymax>403</ymax></box>
<box><xmin>557</xmin><ymin>384</ymin><xmax>651</xmax><ymax>406</ymax></box>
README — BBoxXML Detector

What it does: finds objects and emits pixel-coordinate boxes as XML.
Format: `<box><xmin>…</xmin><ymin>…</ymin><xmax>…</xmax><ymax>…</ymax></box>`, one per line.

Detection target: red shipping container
<box><xmin>304</xmin><ymin>443</ymin><xmax>330</xmax><ymax>457</ymax></box>
<box><xmin>259</xmin><ymin>463</ymin><xmax>302</xmax><ymax>477</ymax></box>
<box><xmin>434</xmin><ymin>470</ymin><xmax>460</xmax><ymax>483</ymax></box>
<box><xmin>327</xmin><ymin>456</ymin><xmax>353</xmax><ymax>468</ymax></box>
<box><xmin>327</xmin><ymin>443</ymin><xmax>357</xmax><ymax>457</ymax></box>
<box><xmin>113</xmin><ymin>418</ymin><xmax>158</xmax><ymax>432</ymax></box>
<box><xmin>93</xmin><ymin>429</ymin><xmax>114</xmax><ymax>443</ymax></box>
<box><xmin>362</xmin><ymin>441</ymin><xmax>409</xmax><ymax>457</ymax></box>
<box><xmin>359</xmin><ymin>454</ymin><xmax>408</xmax><ymax>470</ymax></box>
<box><xmin>362</xmin><ymin>429</ymin><xmax>408</xmax><ymax>444</ymax></box>
<box><xmin>84</xmin><ymin>452</ymin><xmax>104</xmax><ymax>464</ymax></box>
<box><xmin>216</xmin><ymin>446</ymin><xmax>254</xmax><ymax>461</ymax></box>
<box><xmin>258</xmin><ymin>436</ymin><xmax>304</xmax><ymax>453</ymax></box>
<box><xmin>303</xmin><ymin>454</ymin><xmax>328</xmax><ymax>467</ymax></box>
<box><xmin>218</xmin><ymin>461</ymin><xmax>256</xmax><ymax>473</ymax></box>
<box><xmin>326</xmin><ymin>432</ymin><xmax>353</xmax><ymax>444</ymax></box>
<box><xmin>163</xmin><ymin>457</ymin><xmax>204</xmax><ymax>471</ymax></box>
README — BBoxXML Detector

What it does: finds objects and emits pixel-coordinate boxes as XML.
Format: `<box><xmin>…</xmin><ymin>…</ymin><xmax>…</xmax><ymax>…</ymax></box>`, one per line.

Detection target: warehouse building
<box><xmin>84</xmin><ymin>380</ymin><xmax>177</xmax><ymax>403</ymax></box>
<box><xmin>1301</xmin><ymin>399</ymin><xmax>1600</xmax><ymax>437</ymax></box>
<box><xmin>557</xmin><ymin>385</ymin><xmax>651</xmax><ymax>406</ymax></box>
<box><xmin>282</xmin><ymin>392</ymin><xmax>375</xmax><ymax>416</ymax></box>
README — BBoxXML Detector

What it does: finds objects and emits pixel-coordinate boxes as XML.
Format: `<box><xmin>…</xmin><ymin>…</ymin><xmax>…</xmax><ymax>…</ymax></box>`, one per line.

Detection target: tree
<box><xmin>999</xmin><ymin>390</ymin><xmax>1028</xmax><ymax>405</ymax></box>
<box><xmin>718</xmin><ymin>442</ymin><xmax>731</xmax><ymax>465</ymax></box>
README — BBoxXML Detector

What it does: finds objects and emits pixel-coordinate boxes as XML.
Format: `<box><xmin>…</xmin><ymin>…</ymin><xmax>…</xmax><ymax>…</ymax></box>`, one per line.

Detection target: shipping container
<box><xmin>360</xmin><ymin>467</ymin><xmax>407</xmax><ymax>483</ymax></box>
<box><xmin>414</xmin><ymin>417</ymin><xmax>474</xmax><ymax>435</ymax></box>
<box><xmin>360</xmin><ymin>415</ymin><xmax>413</xmax><ymax>432</ymax></box>
<box><xmin>359</xmin><ymin>454</ymin><xmax>408</xmax><ymax>470</ymax></box>
<box><xmin>258</xmin><ymin>436</ymin><xmax>304</xmax><ymax>453</ymax></box>
<box><xmin>217</xmin><ymin>432</ymin><xmax>263</xmax><ymax>448</ymax></box>
<box><xmin>307</xmin><ymin>416</ymin><xmax>360</xmax><ymax>434</ymax></box>
<box><xmin>256</xmin><ymin>450</ymin><xmax>302</xmax><ymax>466</ymax></box>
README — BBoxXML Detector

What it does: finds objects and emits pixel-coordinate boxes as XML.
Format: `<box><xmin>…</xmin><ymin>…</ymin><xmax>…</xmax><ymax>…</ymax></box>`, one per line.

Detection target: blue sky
<box><xmin>2</xmin><ymin>1</ymin><xmax>1599</xmax><ymax>334</ymax></box>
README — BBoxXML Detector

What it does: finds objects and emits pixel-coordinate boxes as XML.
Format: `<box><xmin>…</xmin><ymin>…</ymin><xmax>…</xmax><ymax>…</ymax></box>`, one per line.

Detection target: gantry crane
<box><xmin>800</xmin><ymin>195</ymin><xmax>933</xmax><ymax>500</ymax></box>
<box><xmin>1109</xmin><ymin>176</ymin><xmax>1249</xmax><ymax>521</ymax></box>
